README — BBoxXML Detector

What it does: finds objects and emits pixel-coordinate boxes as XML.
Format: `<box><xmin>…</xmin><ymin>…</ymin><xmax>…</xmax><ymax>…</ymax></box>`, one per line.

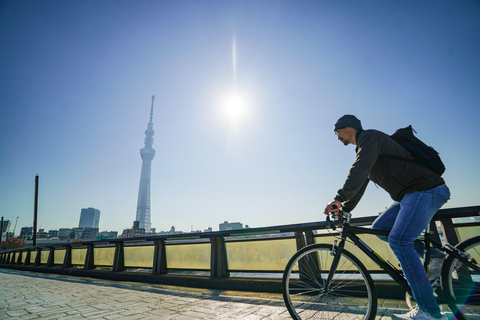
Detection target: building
<box><xmin>37</xmin><ymin>229</ymin><xmax>50</xmax><ymax>239</ymax></box>
<box><xmin>98</xmin><ymin>231</ymin><xmax>118</xmax><ymax>239</ymax></box>
<box><xmin>1</xmin><ymin>220</ymin><xmax>11</xmax><ymax>241</ymax></box>
<box><xmin>75</xmin><ymin>228</ymin><xmax>99</xmax><ymax>240</ymax></box>
<box><xmin>79</xmin><ymin>207</ymin><xmax>100</xmax><ymax>229</ymax></box>
<box><xmin>48</xmin><ymin>230</ymin><xmax>59</xmax><ymax>238</ymax></box>
<box><xmin>19</xmin><ymin>226</ymin><xmax>33</xmax><ymax>239</ymax></box>
<box><xmin>58</xmin><ymin>228</ymin><xmax>74</xmax><ymax>240</ymax></box>
<box><xmin>219</xmin><ymin>221</ymin><xmax>244</xmax><ymax>231</ymax></box>
<box><xmin>135</xmin><ymin>96</ymin><xmax>156</xmax><ymax>233</ymax></box>
<box><xmin>121</xmin><ymin>221</ymin><xmax>145</xmax><ymax>238</ymax></box>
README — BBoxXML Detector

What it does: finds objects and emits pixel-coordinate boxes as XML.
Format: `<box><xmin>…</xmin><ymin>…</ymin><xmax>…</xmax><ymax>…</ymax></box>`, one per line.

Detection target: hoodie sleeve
<box><xmin>334</xmin><ymin>131</ymin><xmax>381</xmax><ymax>210</ymax></box>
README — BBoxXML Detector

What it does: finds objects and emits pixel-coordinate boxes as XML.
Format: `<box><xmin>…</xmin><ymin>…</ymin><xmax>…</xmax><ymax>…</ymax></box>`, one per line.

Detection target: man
<box><xmin>324</xmin><ymin>115</ymin><xmax>450</xmax><ymax>320</ymax></box>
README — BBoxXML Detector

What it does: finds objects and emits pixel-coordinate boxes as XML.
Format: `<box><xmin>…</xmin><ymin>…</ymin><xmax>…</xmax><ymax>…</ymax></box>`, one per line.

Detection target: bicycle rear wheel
<box><xmin>282</xmin><ymin>243</ymin><xmax>377</xmax><ymax>320</ymax></box>
<box><xmin>442</xmin><ymin>235</ymin><xmax>480</xmax><ymax>320</ymax></box>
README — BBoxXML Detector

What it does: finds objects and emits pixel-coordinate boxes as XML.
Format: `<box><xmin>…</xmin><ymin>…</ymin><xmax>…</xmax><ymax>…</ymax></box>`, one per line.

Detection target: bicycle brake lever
<box><xmin>326</xmin><ymin>215</ymin><xmax>336</xmax><ymax>231</ymax></box>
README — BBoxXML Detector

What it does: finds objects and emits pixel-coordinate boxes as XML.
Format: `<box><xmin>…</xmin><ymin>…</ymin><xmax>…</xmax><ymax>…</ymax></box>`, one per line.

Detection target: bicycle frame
<box><xmin>325</xmin><ymin>216</ymin><xmax>473</xmax><ymax>297</ymax></box>
<box><xmin>327</xmin><ymin>221</ymin><xmax>412</xmax><ymax>295</ymax></box>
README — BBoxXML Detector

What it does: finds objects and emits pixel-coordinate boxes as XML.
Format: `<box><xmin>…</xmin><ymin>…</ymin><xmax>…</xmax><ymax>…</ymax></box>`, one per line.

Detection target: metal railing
<box><xmin>1</xmin><ymin>206</ymin><xmax>479</xmax><ymax>293</ymax></box>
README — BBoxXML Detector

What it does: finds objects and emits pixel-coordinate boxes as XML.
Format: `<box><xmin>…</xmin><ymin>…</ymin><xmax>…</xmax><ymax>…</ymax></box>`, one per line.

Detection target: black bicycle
<box><xmin>282</xmin><ymin>210</ymin><xmax>480</xmax><ymax>320</ymax></box>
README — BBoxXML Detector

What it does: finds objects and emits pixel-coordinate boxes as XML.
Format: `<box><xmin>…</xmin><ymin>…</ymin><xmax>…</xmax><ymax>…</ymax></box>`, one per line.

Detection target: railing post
<box><xmin>24</xmin><ymin>249</ymin><xmax>31</xmax><ymax>266</ymax></box>
<box><xmin>429</xmin><ymin>220</ymin><xmax>442</xmax><ymax>244</ymax></box>
<box><xmin>210</xmin><ymin>237</ymin><xmax>229</xmax><ymax>278</ymax></box>
<box><xmin>46</xmin><ymin>247</ymin><xmax>55</xmax><ymax>267</ymax></box>
<box><xmin>34</xmin><ymin>248</ymin><xmax>42</xmax><ymax>266</ymax></box>
<box><xmin>295</xmin><ymin>231</ymin><xmax>306</xmax><ymax>250</ymax></box>
<box><xmin>16</xmin><ymin>250</ymin><xmax>23</xmax><ymax>265</ymax></box>
<box><xmin>112</xmin><ymin>242</ymin><xmax>125</xmax><ymax>272</ymax></box>
<box><xmin>9</xmin><ymin>252</ymin><xmax>16</xmax><ymax>265</ymax></box>
<box><xmin>295</xmin><ymin>231</ymin><xmax>320</xmax><ymax>282</ymax></box>
<box><xmin>84</xmin><ymin>244</ymin><xmax>95</xmax><ymax>270</ymax></box>
<box><xmin>63</xmin><ymin>245</ymin><xmax>72</xmax><ymax>268</ymax></box>
<box><xmin>305</xmin><ymin>230</ymin><xmax>316</xmax><ymax>246</ymax></box>
<box><xmin>153</xmin><ymin>239</ymin><xmax>167</xmax><ymax>274</ymax></box>
<box><xmin>439</xmin><ymin>218</ymin><xmax>460</xmax><ymax>246</ymax></box>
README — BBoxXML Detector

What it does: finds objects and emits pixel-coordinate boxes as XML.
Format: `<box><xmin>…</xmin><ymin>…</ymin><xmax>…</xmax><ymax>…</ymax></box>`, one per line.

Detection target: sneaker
<box><xmin>428</xmin><ymin>255</ymin><xmax>446</xmax><ymax>281</ymax></box>
<box><xmin>392</xmin><ymin>307</ymin><xmax>447</xmax><ymax>320</ymax></box>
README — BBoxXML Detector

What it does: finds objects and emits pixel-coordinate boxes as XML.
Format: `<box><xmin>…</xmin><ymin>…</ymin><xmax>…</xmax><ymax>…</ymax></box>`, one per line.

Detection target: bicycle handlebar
<box><xmin>325</xmin><ymin>206</ymin><xmax>351</xmax><ymax>230</ymax></box>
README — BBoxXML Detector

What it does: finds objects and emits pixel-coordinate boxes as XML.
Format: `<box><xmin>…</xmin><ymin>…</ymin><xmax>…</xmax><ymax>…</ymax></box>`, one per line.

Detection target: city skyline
<box><xmin>7</xmin><ymin>214</ymin><xmax>246</xmax><ymax>237</ymax></box>
<box><xmin>1</xmin><ymin>1</ymin><xmax>479</xmax><ymax>234</ymax></box>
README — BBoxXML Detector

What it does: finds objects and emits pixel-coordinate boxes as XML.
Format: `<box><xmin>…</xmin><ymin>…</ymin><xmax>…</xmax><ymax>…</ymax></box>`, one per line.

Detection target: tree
<box><xmin>0</xmin><ymin>238</ymin><xmax>27</xmax><ymax>250</ymax></box>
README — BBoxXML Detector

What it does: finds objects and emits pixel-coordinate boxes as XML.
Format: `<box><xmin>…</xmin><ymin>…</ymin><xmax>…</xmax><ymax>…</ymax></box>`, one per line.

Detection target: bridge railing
<box><xmin>1</xmin><ymin>206</ymin><xmax>479</xmax><ymax>284</ymax></box>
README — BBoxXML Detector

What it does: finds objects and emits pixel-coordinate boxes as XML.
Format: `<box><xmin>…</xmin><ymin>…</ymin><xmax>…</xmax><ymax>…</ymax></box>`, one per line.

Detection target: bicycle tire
<box><xmin>282</xmin><ymin>243</ymin><xmax>377</xmax><ymax>320</ymax></box>
<box><xmin>441</xmin><ymin>235</ymin><xmax>480</xmax><ymax>320</ymax></box>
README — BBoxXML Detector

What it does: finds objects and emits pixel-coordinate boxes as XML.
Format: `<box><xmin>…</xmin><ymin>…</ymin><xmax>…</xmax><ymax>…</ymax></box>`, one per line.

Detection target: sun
<box><xmin>224</xmin><ymin>93</ymin><xmax>248</xmax><ymax>121</ymax></box>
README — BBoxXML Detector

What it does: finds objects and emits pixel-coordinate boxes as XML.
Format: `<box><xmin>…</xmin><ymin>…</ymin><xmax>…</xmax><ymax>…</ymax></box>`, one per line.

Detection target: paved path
<box><xmin>0</xmin><ymin>268</ymin><xmax>443</xmax><ymax>319</ymax></box>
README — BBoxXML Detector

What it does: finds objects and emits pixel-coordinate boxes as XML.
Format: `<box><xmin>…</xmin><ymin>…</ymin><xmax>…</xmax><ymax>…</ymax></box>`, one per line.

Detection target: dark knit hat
<box><xmin>334</xmin><ymin>115</ymin><xmax>362</xmax><ymax>131</ymax></box>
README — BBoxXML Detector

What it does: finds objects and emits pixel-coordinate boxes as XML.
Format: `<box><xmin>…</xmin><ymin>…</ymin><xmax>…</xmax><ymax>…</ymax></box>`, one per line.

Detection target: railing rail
<box><xmin>1</xmin><ymin>206</ymin><xmax>479</xmax><ymax>293</ymax></box>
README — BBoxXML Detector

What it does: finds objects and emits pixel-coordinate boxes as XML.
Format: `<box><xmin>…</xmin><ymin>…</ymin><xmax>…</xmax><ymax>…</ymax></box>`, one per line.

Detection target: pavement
<box><xmin>0</xmin><ymin>268</ymin><xmax>449</xmax><ymax>320</ymax></box>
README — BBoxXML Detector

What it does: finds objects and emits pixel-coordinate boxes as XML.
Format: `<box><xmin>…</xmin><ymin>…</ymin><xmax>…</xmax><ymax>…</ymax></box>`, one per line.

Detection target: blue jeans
<box><xmin>371</xmin><ymin>184</ymin><xmax>450</xmax><ymax>316</ymax></box>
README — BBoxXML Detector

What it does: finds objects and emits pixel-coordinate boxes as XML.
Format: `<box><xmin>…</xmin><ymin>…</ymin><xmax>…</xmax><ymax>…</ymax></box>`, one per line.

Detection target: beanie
<box><xmin>334</xmin><ymin>115</ymin><xmax>363</xmax><ymax>131</ymax></box>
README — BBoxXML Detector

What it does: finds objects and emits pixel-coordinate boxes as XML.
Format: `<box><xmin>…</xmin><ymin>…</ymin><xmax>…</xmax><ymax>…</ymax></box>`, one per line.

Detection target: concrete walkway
<box><xmin>0</xmin><ymin>268</ymin><xmax>440</xmax><ymax>319</ymax></box>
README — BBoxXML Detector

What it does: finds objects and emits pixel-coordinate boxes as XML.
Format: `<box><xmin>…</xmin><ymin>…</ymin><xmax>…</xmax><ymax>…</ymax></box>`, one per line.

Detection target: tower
<box><xmin>135</xmin><ymin>96</ymin><xmax>156</xmax><ymax>232</ymax></box>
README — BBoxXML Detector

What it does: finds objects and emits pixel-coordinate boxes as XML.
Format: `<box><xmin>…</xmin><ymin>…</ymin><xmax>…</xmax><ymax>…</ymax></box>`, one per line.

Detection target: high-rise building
<box><xmin>79</xmin><ymin>207</ymin><xmax>100</xmax><ymax>228</ymax></box>
<box><xmin>135</xmin><ymin>96</ymin><xmax>156</xmax><ymax>233</ymax></box>
<box><xmin>1</xmin><ymin>220</ymin><xmax>11</xmax><ymax>241</ymax></box>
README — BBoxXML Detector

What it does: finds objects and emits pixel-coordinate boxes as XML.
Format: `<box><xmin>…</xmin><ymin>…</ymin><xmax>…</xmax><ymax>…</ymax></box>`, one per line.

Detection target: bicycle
<box><xmin>282</xmin><ymin>209</ymin><xmax>480</xmax><ymax>320</ymax></box>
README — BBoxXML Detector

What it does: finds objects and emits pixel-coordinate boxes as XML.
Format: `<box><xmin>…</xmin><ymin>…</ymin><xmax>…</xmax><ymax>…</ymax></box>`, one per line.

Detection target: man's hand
<box><xmin>324</xmin><ymin>200</ymin><xmax>342</xmax><ymax>215</ymax></box>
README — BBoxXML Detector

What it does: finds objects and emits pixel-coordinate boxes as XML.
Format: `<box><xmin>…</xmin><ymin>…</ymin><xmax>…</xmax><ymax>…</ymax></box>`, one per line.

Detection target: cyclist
<box><xmin>324</xmin><ymin>115</ymin><xmax>450</xmax><ymax>320</ymax></box>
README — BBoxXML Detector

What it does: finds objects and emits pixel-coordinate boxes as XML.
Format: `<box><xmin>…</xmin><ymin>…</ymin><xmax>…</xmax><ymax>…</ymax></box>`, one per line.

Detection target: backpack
<box><xmin>389</xmin><ymin>125</ymin><xmax>445</xmax><ymax>176</ymax></box>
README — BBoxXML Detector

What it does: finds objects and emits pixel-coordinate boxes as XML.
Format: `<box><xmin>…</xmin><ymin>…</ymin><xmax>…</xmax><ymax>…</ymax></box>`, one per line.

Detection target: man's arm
<box><xmin>324</xmin><ymin>178</ymin><xmax>369</xmax><ymax>214</ymax></box>
<box><xmin>341</xmin><ymin>178</ymin><xmax>369</xmax><ymax>212</ymax></box>
<box><xmin>326</xmin><ymin>131</ymin><xmax>381</xmax><ymax>213</ymax></box>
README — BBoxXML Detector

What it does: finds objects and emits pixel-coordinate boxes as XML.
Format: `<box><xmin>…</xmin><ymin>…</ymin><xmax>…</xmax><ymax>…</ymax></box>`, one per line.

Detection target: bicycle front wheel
<box><xmin>442</xmin><ymin>235</ymin><xmax>480</xmax><ymax>320</ymax></box>
<box><xmin>282</xmin><ymin>243</ymin><xmax>377</xmax><ymax>320</ymax></box>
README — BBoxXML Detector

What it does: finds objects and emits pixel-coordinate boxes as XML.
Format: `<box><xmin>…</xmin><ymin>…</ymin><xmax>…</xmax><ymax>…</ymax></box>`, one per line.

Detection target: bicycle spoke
<box><xmin>443</xmin><ymin>236</ymin><xmax>480</xmax><ymax>320</ymax></box>
<box><xmin>283</xmin><ymin>244</ymin><xmax>376</xmax><ymax>320</ymax></box>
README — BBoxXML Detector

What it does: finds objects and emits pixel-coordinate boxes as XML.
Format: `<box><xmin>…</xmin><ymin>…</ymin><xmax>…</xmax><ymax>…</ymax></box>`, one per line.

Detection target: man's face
<box><xmin>334</xmin><ymin>127</ymin><xmax>354</xmax><ymax>146</ymax></box>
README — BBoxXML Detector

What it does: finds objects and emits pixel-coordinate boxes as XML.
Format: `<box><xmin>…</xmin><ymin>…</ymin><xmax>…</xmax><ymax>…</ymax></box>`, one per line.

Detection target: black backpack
<box><xmin>389</xmin><ymin>125</ymin><xmax>445</xmax><ymax>176</ymax></box>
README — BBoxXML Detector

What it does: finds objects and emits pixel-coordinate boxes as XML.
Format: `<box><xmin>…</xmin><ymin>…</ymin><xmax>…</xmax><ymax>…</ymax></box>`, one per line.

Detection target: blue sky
<box><xmin>1</xmin><ymin>0</ymin><xmax>479</xmax><ymax>234</ymax></box>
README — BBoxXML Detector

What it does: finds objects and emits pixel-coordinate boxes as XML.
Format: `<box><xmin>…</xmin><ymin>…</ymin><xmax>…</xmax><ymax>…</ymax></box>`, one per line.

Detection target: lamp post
<box><xmin>0</xmin><ymin>216</ymin><xmax>3</xmax><ymax>250</ymax></box>
<box><xmin>33</xmin><ymin>175</ymin><xmax>39</xmax><ymax>247</ymax></box>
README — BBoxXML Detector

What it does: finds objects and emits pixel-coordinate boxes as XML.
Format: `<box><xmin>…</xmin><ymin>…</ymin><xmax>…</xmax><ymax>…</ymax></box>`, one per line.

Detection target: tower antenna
<box><xmin>150</xmin><ymin>95</ymin><xmax>155</xmax><ymax>123</ymax></box>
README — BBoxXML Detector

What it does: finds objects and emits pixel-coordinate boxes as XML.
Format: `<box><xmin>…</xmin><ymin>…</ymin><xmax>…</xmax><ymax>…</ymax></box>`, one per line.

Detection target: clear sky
<box><xmin>1</xmin><ymin>0</ymin><xmax>479</xmax><ymax>235</ymax></box>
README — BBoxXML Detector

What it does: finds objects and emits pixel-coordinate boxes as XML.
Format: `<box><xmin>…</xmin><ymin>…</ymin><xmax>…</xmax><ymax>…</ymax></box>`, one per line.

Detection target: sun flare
<box><xmin>224</xmin><ymin>93</ymin><xmax>248</xmax><ymax>121</ymax></box>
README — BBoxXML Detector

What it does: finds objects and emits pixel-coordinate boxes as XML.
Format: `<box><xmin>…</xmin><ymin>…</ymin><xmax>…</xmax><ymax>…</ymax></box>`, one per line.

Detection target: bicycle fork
<box><xmin>323</xmin><ymin>237</ymin><xmax>346</xmax><ymax>293</ymax></box>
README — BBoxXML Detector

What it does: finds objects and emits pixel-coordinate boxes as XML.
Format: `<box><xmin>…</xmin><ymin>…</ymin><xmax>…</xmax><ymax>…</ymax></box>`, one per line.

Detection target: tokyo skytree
<box><xmin>135</xmin><ymin>95</ymin><xmax>156</xmax><ymax>232</ymax></box>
